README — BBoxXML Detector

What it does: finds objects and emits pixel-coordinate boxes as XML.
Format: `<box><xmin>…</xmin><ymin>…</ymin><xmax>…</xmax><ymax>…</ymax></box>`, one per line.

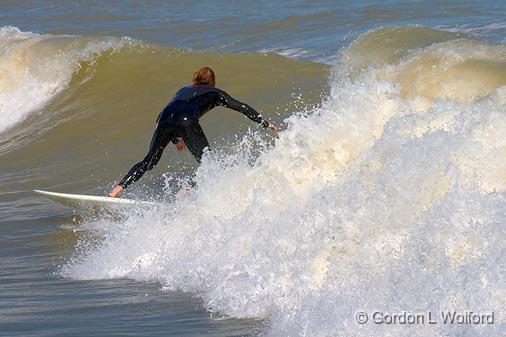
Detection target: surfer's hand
<box><xmin>175</xmin><ymin>138</ymin><xmax>186</xmax><ymax>151</ymax></box>
<box><xmin>267</xmin><ymin>122</ymin><xmax>278</xmax><ymax>132</ymax></box>
<box><xmin>108</xmin><ymin>185</ymin><xmax>123</xmax><ymax>198</ymax></box>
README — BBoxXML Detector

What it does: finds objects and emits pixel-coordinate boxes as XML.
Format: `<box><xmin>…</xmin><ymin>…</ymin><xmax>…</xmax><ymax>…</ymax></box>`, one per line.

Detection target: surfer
<box><xmin>108</xmin><ymin>67</ymin><xmax>278</xmax><ymax>197</ymax></box>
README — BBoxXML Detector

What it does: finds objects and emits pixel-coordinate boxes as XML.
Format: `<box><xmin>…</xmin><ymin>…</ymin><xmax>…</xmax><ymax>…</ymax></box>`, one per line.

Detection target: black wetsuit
<box><xmin>118</xmin><ymin>84</ymin><xmax>268</xmax><ymax>189</ymax></box>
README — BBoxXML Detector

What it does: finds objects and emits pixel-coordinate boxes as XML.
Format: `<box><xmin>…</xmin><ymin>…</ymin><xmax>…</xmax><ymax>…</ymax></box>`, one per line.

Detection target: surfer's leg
<box><xmin>175</xmin><ymin>119</ymin><xmax>209</xmax><ymax>190</ymax></box>
<box><xmin>118</xmin><ymin>127</ymin><xmax>173</xmax><ymax>188</ymax></box>
<box><xmin>180</xmin><ymin>119</ymin><xmax>210</xmax><ymax>163</ymax></box>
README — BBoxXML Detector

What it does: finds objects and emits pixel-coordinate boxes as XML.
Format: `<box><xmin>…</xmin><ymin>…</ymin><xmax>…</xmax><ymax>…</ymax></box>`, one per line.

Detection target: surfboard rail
<box><xmin>34</xmin><ymin>189</ymin><xmax>156</xmax><ymax>210</ymax></box>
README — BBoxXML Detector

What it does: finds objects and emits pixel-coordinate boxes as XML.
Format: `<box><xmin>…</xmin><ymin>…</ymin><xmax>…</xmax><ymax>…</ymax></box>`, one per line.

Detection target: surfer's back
<box><xmin>159</xmin><ymin>85</ymin><xmax>224</xmax><ymax>123</ymax></box>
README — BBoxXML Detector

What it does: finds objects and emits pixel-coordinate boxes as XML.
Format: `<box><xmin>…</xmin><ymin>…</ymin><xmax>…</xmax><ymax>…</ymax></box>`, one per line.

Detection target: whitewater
<box><xmin>46</xmin><ymin>27</ymin><xmax>506</xmax><ymax>337</ymax></box>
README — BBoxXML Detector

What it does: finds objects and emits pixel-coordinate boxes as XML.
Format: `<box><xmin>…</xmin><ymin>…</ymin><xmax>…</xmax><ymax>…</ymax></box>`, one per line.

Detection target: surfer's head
<box><xmin>192</xmin><ymin>67</ymin><xmax>215</xmax><ymax>87</ymax></box>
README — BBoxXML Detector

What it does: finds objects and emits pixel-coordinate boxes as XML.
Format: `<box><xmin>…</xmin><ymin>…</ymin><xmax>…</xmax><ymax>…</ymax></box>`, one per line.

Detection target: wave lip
<box><xmin>0</xmin><ymin>26</ymin><xmax>128</xmax><ymax>134</ymax></box>
<box><xmin>342</xmin><ymin>26</ymin><xmax>506</xmax><ymax>103</ymax></box>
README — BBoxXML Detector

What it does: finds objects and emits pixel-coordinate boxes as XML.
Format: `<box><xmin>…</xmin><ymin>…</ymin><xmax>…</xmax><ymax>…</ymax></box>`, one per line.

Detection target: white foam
<box><xmin>259</xmin><ymin>46</ymin><xmax>335</xmax><ymax>64</ymax></box>
<box><xmin>62</xmin><ymin>33</ymin><xmax>506</xmax><ymax>337</ymax></box>
<box><xmin>0</xmin><ymin>26</ymin><xmax>127</xmax><ymax>134</ymax></box>
<box><xmin>437</xmin><ymin>21</ymin><xmax>506</xmax><ymax>37</ymax></box>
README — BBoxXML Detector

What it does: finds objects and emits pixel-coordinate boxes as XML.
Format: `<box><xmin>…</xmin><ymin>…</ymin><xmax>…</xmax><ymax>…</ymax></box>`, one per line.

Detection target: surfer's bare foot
<box><xmin>108</xmin><ymin>185</ymin><xmax>123</xmax><ymax>198</ymax></box>
<box><xmin>178</xmin><ymin>187</ymin><xmax>191</xmax><ymax>198</ymax></box>
<box><xmin>267</xmin><ymin>122</ymin><xmax>279</xmax><ymax>132</ymax></box>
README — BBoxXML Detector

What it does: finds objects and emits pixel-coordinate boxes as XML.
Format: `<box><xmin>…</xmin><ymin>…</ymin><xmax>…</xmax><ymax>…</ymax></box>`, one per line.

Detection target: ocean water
<box><xmin>0</xmin><ymin>1</ymin><xmax>505</xmax><ymax>336</ymax></box>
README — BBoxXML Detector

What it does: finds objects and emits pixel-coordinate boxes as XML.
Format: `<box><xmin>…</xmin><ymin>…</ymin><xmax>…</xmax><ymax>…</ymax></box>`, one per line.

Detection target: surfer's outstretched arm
<box><xmin>216</xmin><ymin>90</ymin><xmax>278</xmax><ymax>131</ymax></box>
<box><xmin>108</xmin><ymin>126</ymin><xmax>172</xmax><ymax>197</ymax></box>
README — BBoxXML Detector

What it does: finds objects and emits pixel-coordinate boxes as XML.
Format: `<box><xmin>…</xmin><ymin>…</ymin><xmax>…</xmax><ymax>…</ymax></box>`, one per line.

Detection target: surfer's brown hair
<box><xmin>192</xmin><ymin>66</ymin><xmax>216</xmax><ymax>86</ymax></box>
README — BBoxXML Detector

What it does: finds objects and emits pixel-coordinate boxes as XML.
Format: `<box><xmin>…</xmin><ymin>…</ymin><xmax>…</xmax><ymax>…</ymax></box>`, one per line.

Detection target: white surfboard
<box><xmin>34</xmin><ymin>189</ymin><xmax>156</xmax><ymax>211</ymax></box>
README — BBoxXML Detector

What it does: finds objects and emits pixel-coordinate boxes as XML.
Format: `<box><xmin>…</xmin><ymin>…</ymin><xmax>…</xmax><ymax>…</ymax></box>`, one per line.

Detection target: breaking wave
<box><xmin>60</xmin><ymin>27</ymin><xmax>505</xmax><ymax>337</ymax></box>
<box><xmin>0</xmin><ymin>26</ymin><xmax>132</xmax><ymax>134</ymax></box>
